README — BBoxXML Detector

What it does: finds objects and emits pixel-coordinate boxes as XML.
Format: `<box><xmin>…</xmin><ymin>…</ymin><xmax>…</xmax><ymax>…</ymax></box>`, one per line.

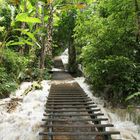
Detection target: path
<box><xmin>39</xmin><ymin>57</ymin><xmax>121</xmax><ymax>140</ymax></box>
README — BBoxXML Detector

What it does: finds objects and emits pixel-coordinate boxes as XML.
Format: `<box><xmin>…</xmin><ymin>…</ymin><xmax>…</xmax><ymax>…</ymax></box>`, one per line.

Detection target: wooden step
<box><xmin>49</xmin><ymin>93</ymin><xmax>86</xmax><ymax>95</ymax></box>
<box><xmin>39</xmin><ymin>131</ymin><xmax>120</xmax><ymax>136</ymax></box>
<box><xmin>47</xmin><ymin>99</ymin><xmax>91</xmax><ymax>102</ymax></box>
<box><xmin>46</xmin><ymin>102</ymin><xmax>95</xmax><ymax>105</ymax></box>
<box><xmin>42</xmin><ymin>118</ymin><xmax>108</xmax><ymax>122</ymax></box>
<box><xmin>48</xmin><ymin>96</ymin><xmax>89</xmax><ymax>99</ymax></box>
<box><xmin>43</xmin><ymin>113</ymin><xmax>104</xmax><ymax>117</ymax></box>
<box><xmin>50</xmin><ymin>90</ymin><xmax>84</xmax><ymax>92</ymax></box>
<box><xmin>41</xmin><ymin>124</ymin><xmax>114</xmax><ymax>128</ymax></box>
<box><xmin>45</xmin><ymin>108</ymin><xmax>100</xmax><ymax>112</ymax></box>
<box><xmin>45</xmin><ymin>105</ymin><xmax>97</xmax><ymax>108</ymax></box>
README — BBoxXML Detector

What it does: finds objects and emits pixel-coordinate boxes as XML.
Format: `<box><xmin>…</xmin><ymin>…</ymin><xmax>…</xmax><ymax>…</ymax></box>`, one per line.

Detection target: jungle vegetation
<box><xmin>0</xmin><ymin>0</ymin><xmax>139</xmax><ymax>106</ymax></box>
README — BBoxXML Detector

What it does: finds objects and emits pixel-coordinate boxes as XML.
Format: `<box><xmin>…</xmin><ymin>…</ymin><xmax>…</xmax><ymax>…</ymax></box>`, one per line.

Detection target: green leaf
<box><xmin>126</xmin><ymin>92</ymin><xmax>140</xmax><ymax>101</ymax></box>
<box><xmin>23</xmin><ymin>39</ymin><xmax>34</xmax><ymax>46</ymax></box>
<box><xmin>16</xmin><ymin>13</ymin><xmax>41</xmax><ymax>23</ymax></box>
<box><xmin>6</xmin><ymin>41</ymin><xmax>25</xmax><ymax>46</ymax></box>
<box><xmin>6</xmin><ymin>38</ymin><xmax>34</xmax><ymax>47</ymax></box>
<box><xmin>0</xmin><ymin>26</ymin><xmax>5</xmax><ymax>32</ymax></box>
<box><xmin>14</xmin><ymin>29</ymin><xmax>41</xmax><ymax>48</ymax></box>
<box><xmin>44</xmin><ymin>15</ymin><xmax>49</xmax><ymax>22</ymax></box>
<box><xmin>21</xmin><ymin>30</ymin><xmax>41</xmax><ymax>48</ymax></box>
<box><xmin>0</xmin><ymin>17</ymin><xmax>4</xmax><ymax>21</ymax></box>
<box><xmin>22</xmin><ymin>30</ymin><xmax>37</xmax><ymax>42</ymax></box>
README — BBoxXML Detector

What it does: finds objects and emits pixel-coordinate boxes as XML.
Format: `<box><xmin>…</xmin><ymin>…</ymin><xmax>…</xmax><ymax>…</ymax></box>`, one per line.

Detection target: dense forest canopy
<box><xmin>0</xmin><ymin>0</ymin><xmax>140</xmax><ymax>106</ymax></box>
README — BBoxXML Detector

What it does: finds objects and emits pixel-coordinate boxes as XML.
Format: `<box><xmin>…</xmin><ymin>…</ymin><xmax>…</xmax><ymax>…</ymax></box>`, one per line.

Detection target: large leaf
<box><xmin>126</xmin><ymin>92</ymin><xmax>140</xmax><ymax>101</ymax></box>
<box><xmin>21</xmin><ymin>30</ymin><xmax>41</xmax><ymax>48</ymax></box>
<box><xmin>23</xmin><ymin>39</ymin><xmax>34</xmax><ymax>46</ymax></box>
<box><xmin>15</xmin><ymin>29</ymin><xmax>41</xmax><ymax>48</ymax></box>
<box><xmin>16</xmin><ymin>13</ymin><xmax>41</xmax><ymax>23</ymax></box>
<box><xmin>6</xmin><ymin>41</ymin><xmax>25</xmax><ymax>46</ymax></box>
<box><xmin>0</xmin><ymin>17</ymin><xmax>4</xmax><ymax>21</ymax></box>
<box><xmin>21</xmin><ymin>30</ymin><xmax>37</xmax><ymax>42</ymax></box>
<box><xmin>0</xmin><ymin>26</ymin><xmax>5</xmax><ymax>32</ymax></box>
<box><xmin>6</xmin><ymin>38</ymin><xmax>34</xmax><ymax>47</ymax></box>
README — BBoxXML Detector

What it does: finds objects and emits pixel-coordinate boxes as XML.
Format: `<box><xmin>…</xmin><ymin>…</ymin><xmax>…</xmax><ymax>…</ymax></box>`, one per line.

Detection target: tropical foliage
<box><xmin>74</xmin><ymin>0</ymin><xmax>140</xmax><ymax>105</ymax></box>
<box><xmin>0</xmin><ymin>0</ymin><xmax>51</xmax><ymax>97</ymax></box>
<box><xmin>0</xmin><ymin>0</ymin><xmax>139</xmax><ymax>106</ymax></box>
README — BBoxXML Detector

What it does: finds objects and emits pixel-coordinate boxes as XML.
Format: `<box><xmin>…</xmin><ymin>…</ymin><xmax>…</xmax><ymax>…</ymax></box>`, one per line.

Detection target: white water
<box><xmin>0</xmin><ymin>49</ymin><xmax>137</xmax><ymax>140</ymax></box>
<box><xmin>75</xmin><ymin>77</ymin><xmax>140</xmax><ymax>140</ymax></box>
<box><xmin>0</xmin><ymin>80</ymin><xmax>51</xmax><ymax>140</ymax></box>
<box><xmin>60</xmin><ymin>48</ymin><xmax>68</xmax><ymax>66</ymax></box>
<box><xmin>61</xmin><ymin>49</ymin><xmax>140</xmax><ymax>140</ymax></box>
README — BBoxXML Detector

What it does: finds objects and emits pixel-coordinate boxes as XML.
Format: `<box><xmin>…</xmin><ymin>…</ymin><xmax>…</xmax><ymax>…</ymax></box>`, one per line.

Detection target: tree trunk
<box><xmin>134</xmin><ymin>0</ymin><xmax>140</xmax><ymax>41</ymax></box>
<box><xmin>68</xmin><ymin>27</ymin><xmax>77</xmax><ymax>74</ymax></box>
<box><xmin>40</xmin><ymin>2</ymin><xmax>53</xmax><ymax>70</ymax></box>
<box><xmin>40</xmin><ymin>5</ymin><xmax>46</xmax><ymax>69</ymax></box>
<box><xmin>19</xmin><ymin>0</ymin><xmax>27</xmax><ymax>55</ymax></box>
<box><xmin>35</xmin><ymin>2</ymin><xmax>40</xmax><ymax>40</ymax></box>
<box><xmin>68</xmin><ymin>41</ymin><xmax>77</xmax><ymax>74</ymax></box>
<box><xmin>134</xmin><ymin>0</ymin><xmax>140</xmax><ymax>62</ymax></box>
<box><xmin>40</xmin><ymin>36</ymin><xmax>46</xmax><ymax>69</ymax></box>
<box><xmin>46</xmin><ymin>2</ymin><xmax>53</xmax><ymax>58</ymax></box>
<box><xmin>67</xmin><ymin>11</ymin><xmax>77</xmax><ymax>74</ymax></box>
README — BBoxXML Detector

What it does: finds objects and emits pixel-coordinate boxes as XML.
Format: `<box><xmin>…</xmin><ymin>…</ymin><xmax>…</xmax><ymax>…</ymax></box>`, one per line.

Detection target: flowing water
<box><xmin>0</xmin><ymin>81</ymin><xmax>51</xmax><ymax>140</ymax></box>
<box><xmin>75</xmin><ymin>77</ymin><xmax>140</xmax><ymax>140</ymax></box>
<box><xmin>60</xmin><ymin>48</ymin><xmax>140</xmax><ymax>140</ymax></box>
<box><xmin>0</xmin><ymin>65</ymin><xmax>139</xmax><ymax>139</ymax></box>
<box><xmin>105</xmin><ymin>108</ymin><xmax>140</xmax><ymax>140</ymax></box>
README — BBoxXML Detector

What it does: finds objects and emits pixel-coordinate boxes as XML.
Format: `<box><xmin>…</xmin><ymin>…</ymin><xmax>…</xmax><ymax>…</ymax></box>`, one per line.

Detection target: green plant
<box><xmin>1</xmin><ymin>49</ymin><xmax>28</xmax><ymax>78</ymax></box>
<box><xmin>0</xmin><ymin>67</ymin><xmax>17</xmax><ymax>98</ymax></box>
<box><xmin>84</xmin><ymin>56</ymin><xmax>138</xmax><ymax>104</ymax></box>
<box><xmin>74</xmin><ymin>0</ymin><xmax>140</xmax><ymax>106</ymax></box>
<box><xmin>126</xmin><ymin>92</ymin><xmax>140</xmax><ymax>101</ymax></box>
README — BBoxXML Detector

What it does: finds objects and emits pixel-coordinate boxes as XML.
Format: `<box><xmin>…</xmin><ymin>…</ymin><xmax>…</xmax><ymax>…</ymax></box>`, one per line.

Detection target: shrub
<box><xmin>1</xmin><ymin>49</ymin><xmax>28</xmax><ymax>78</ymax></box>
<box><xmin>0</xmin><ymin>49</ymin><xmax>28</xmax><ymax>98</ymax></box>
<box><xmin>83</xmin><ymin>56</ymin><xmax>139</xmax><ymax>105</ymax></box>
<box><xmin>74</xmin><ymin>0</ymin><xmax>140</xmax><ymax>106</ymax></box>
<box><xmin>0</xmin><ymin>67</ymin><xmax>17</xmax><ymax>98</ymax></box>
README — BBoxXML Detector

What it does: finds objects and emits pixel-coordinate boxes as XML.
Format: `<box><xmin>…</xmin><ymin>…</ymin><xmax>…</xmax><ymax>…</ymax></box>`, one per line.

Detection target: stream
<box><xmin>61</xmin><ymin>49</ymin><xmax>140</xmax><ymax>140</ymax></box>
<box><xmin>75</xmin><ymin>77</ymin><xmax>140</xmax><ymax>140</ymax></box>
<box><xmin>0</xmin><ymin>77</ymin><xmax>139</xmax><ymax>140</ymax></box>
<box><xmin>0</xmin><ymin>48</ymin><xmax>139</xmax><ymax>140</ymax></box>
<box><xmin>0</xmin><ymin>81</ymin><xmax>51</xmax><ymax>140</ymax></box>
